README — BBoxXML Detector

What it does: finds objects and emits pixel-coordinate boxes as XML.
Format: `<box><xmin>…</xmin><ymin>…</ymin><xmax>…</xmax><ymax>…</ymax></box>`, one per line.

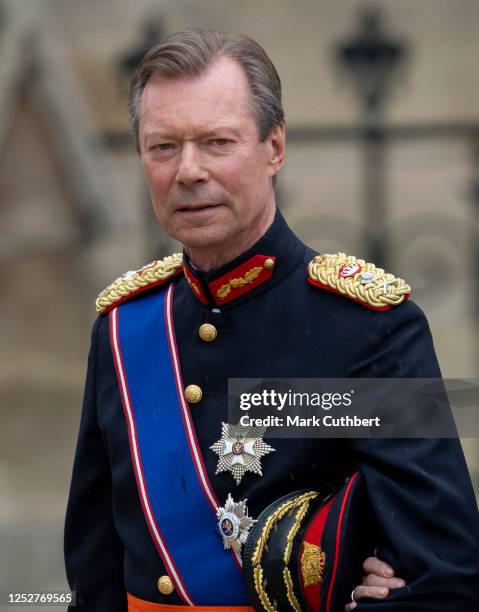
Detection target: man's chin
<box><xmin>172</xmin><ymin>226</ymin><xmax>231</xmax><ymax>251</ymax></box>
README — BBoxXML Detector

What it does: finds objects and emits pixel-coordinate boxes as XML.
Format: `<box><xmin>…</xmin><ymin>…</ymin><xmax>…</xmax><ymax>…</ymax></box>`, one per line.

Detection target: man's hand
<box><xmin>344</xmin><ymin>556</ymin><xmax>406</xmax><ymax>610</ymax></box>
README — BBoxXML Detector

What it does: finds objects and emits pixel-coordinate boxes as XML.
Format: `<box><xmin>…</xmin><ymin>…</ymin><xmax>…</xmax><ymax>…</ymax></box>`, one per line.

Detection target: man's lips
<box><xmin>175</xmin><ymin>203</ymin><xmax>223</xmax><ymax>213</ymax></box>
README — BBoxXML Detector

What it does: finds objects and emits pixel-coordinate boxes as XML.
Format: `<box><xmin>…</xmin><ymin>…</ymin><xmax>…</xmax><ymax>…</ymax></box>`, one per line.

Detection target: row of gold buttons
<box><xmin>184</xmin><ymin>323</ymin><xmax>219</xmax><ymax>404</ymax></box>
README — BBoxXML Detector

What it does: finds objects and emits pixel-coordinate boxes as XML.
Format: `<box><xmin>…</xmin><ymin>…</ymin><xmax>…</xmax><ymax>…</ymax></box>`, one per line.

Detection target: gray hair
<box><xmin>128</xmin><ymin>28</ymin><xmax>285</xmax><ymax>152</ymax></box>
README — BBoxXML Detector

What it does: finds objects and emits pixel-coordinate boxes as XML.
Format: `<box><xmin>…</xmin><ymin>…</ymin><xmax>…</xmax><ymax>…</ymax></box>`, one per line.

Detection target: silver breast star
<box><xmin>210</xmin><ymin>422</ymin><xmax>275</xmax><ymax>485</ymax></box>
<box><xmin>216</xmin><ymin>493</ymin><xmax>256</xmax><ymax>554</ymax></box>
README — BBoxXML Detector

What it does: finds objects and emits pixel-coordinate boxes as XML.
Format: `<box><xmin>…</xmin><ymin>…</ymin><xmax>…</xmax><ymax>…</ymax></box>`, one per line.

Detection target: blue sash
<box><xmin>111</xmin><ymin>283</ymin><xmax>247</xmax><ymax>605</ymax></box>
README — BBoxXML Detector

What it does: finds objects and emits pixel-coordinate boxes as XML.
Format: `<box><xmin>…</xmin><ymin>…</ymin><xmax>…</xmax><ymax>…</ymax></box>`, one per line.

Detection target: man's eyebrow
<box><xmin>143</xmin><ymin>127</ymin><xmax>241</xmax><ymax>142</ymax></box>
<box><xmin>143</xmin><ymin>131</ymin><xmax>177</xmax><ymax>142</ymax></box>
<box><xmin>200</xmin><ymin>127</ymin><xmax>241</xmax><ymax>137</ymax></box>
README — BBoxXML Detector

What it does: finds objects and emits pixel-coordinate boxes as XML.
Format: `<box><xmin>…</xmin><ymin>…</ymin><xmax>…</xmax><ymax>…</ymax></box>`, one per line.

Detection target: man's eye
<box><xmin>211</xmin><ymin>138</ymin><xmax>229</xmax><ymax>146</ymax></box>
<box><xmin>149</xmin><ymin>143</ymin><xmax>174</xmax><ymax>152</ymax></box>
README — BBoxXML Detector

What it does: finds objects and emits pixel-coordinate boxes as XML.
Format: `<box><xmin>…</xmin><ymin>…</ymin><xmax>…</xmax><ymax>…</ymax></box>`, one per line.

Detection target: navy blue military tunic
<box><xmin>64</xmin><ymin>210</ymin><xmax>479</xmax><ymax>610</ymax></box>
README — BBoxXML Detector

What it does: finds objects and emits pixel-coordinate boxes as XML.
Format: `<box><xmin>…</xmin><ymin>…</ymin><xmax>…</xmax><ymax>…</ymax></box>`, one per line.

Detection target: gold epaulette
<box><xmin>95</xmin><ymin>253</ymin><xmax>183</xmax><ymax>314</ymax></box>
<box><xmin>308</xmin><ymin>252</ymin><xmax>411</xmax><ymax>311</ymax></box>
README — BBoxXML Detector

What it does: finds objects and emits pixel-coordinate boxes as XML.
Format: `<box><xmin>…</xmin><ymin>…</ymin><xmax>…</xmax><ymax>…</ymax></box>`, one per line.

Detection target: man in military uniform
<box><xmin>64</xmin><ymin>30</ymin><xmax>479</xmax><ymax>611</ymax></box>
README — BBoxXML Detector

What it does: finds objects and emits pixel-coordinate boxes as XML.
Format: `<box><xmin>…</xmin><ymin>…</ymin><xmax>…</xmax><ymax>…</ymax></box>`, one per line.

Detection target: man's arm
<box><xmin>64</xmin><ymin>318</ymin><xmax>126</xmax><ymax>611</ymax></box>
<box><xmin>346</xmin><ymin>301</ymin><xmax>479</xmax><ymax>610</ymax></box>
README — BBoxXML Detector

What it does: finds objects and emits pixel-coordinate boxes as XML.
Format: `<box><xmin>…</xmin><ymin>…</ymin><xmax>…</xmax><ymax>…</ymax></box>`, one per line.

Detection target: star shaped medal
<box><xmin>217</xmin><ymin>493</ymin><xmax>256</xmax><ymax>555</ymax></box>
<box><xmin>210</xmin><ymin>423</ymin><xmax>275</xmax><ymax>485</ymax></box>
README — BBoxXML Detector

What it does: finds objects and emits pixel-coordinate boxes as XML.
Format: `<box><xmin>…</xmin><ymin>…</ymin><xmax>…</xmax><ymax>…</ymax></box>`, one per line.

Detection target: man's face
<box><xmin>138</xmin><ymin>57</ymin><xmax>284</xmax><ymax>255</ymax></box>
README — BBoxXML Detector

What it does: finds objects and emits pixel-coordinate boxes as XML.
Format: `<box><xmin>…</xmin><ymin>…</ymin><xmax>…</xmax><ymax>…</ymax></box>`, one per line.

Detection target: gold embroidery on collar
<box><xmin>217</xmin><ymin>266</ymin><xmax>264</xmax><ymax>300</ymax></box>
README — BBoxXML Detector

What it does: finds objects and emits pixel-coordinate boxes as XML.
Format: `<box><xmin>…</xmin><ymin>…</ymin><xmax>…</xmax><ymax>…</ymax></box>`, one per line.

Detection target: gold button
<box><xmin>185</xmin><ymin>384</ymin><xmax>202</xmax><ymax>404</ymax></box>
<box><xmin>264</xmin><ymin>258</ymin><xmax>275</xmax><ymax>270</ymax></box>
<box><xmin>199</xmin><ymin>323</ymin><xmax>218</xmax><ymax>342</ymax></box>
<box><xmin>157</xmin><ymin>575</ymin><xmax>174</xmax><ymax>595</ymax></box>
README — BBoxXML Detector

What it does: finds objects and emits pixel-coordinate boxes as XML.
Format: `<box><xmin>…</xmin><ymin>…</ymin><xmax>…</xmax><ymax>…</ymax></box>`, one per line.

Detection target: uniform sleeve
<box><xmin>348</xmin><ymin>301</ymin><xmax>479</xmax><ymax>610</ymax></box>
<box><xmin>64</xmin><ymin>317</ymin><xmax>127</xmax><ymax>611</ymax></box>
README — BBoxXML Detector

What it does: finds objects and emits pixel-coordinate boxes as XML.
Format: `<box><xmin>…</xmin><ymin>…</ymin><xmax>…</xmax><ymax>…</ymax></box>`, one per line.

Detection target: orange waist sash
<box><xmin>127</xmin><ymin>593</ymin><xmax>254</xmax><ymax>612</ymax></box>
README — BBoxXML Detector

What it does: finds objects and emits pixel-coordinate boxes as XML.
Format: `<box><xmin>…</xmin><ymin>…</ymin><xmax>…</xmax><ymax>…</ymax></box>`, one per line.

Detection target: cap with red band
<box><xmin>242</xmin><ymin>472</ymin><xmax>373</xmax><ymax>611</ymax></box>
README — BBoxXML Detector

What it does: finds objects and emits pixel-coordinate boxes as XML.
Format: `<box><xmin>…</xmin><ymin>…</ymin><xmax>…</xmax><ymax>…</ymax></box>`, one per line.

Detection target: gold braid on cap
<box><xmin>308</xmin><ymin>252</ymin><xmax>411</xmax><ymax>310</ymax></box>
<box><xmin>250</xmin><ymin>491</ymin><xmax>318</xmax><ymax>610</ymax></box>
<box><xmin>96</xmin><ymin>253</ymin><xmax>183</xmax><ymax>314</ymax></box>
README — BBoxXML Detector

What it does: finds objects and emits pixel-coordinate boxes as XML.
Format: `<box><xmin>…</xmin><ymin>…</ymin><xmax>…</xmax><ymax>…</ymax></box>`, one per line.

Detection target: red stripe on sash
<box><xmin>110</xmin><ymin>306</ymin><xmax>193</xmax><ymax>605</ymax></box>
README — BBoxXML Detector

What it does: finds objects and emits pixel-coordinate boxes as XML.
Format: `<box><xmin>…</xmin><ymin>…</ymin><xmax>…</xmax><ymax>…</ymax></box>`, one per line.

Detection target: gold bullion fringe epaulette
<box><xmin>308</xmin><ymin>252</ymin><xmax>411</xmax><ymax>311</ymax></box>
<box><xmin>96</xmin><ymin>253</ymin><xmax>183</xmax><ymax>314</ymax></box>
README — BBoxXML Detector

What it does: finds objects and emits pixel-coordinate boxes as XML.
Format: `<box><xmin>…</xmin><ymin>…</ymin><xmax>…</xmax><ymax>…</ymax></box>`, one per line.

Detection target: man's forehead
<box><xmin>139</xmin><ymin>57</ymin><xmax>255</xmax><ymax>136</ymax></box>
<box><xmin>143</xmin><ymin>57</ymin><xmax>248</xmax><ymax>101</ymax></box>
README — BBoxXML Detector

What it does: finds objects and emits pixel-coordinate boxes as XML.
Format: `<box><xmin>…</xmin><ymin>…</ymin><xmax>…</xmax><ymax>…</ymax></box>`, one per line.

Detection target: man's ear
<box><xmin>267</xmin><ymin>122</ymin><xmax>286</xmax><ymax>176</ymax></box>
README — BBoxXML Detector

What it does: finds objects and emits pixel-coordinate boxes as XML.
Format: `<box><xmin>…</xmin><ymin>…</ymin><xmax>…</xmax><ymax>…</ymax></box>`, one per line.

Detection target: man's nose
<box><xmin>175</xmin><ymin>143</ymin><xmax>209</xmax><ymax>186</ymax></box>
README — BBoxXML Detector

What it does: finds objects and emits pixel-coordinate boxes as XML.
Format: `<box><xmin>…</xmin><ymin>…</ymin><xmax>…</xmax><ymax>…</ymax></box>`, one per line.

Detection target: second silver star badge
<box><xmin>216</xmin><ymin>494</ymin><xmax>256</xmax><ymax>554</ymax></box>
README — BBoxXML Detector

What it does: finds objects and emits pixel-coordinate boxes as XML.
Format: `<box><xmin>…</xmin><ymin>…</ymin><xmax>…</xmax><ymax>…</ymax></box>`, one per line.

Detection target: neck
<box><xmin>185</xmin><ymin>205</ymin><xmax>276</xmax><ymax>272</ymax></box>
